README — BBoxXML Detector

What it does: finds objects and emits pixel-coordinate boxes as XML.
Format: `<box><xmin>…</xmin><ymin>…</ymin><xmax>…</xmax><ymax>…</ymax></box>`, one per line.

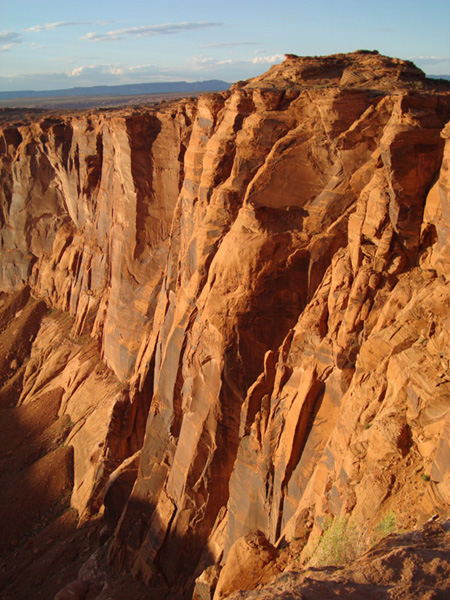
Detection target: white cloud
<box><xmin>251</xmin><ymin>54</ymin><xmax>284</xmax><ymax>65</ymax></box>
<box><xmin>0</xmin><ymin>31</ymin><xmax>22</xmax><ymax>52</ymax></box>
<box><xmin>200</xmin><ymin>42</ymin><xmax>258</xmax><ymax>48</ymax></box>
<box><xmin>66</xmin><ymin>64</ymin><xmax>162</xmax><ymax>79</ymax></box>
<box><xmin>0</xmin><ymin>63</ymin><xmax>177</xmax><ymax>91</ymax></box>
<box><xmin>0</xmin><ymin>43</ymin><xmax>17</xmax><ymax>52</ymax></box>
<box><xmin>408</xmin><ymin>55</ymin><xmax>448</xmax><ymax>62</ymax></box>
<box><xmin>190</xmin><ymin>54</ymin><xmax>286</xmax><ymax>73</ymax></box>
<box><xmin>26</xmin><ymin>21</ymin><xmax>111</xmax><ymax>32</ymax></box>
<box><xmin>408</xmin><ymin>56</ymin><xmax>450</xmax><ymax>75</ymax></box>
<box><xmin>68</xmin><ymin>66</ymin><xmax>86</xmax><ymax>77</ymax></box>
<box><xmin>83</xmin><ymin>21</ymin><xmax>223</xmax><ymax>42</ymax></box>
<box><xmin>409</xmin><ymin>56</ymin><xmax>449</xmax><ymax>67</ymax></box>
<box><xmin>0</xmin><ymin>52</ymin><xmax>291</xmax><ymax>92</ymax></box>
<box><xmin>193</xmin><ymin>56</ymin><xmax>212</xmax><ymax>65</ymax></box>
<box><xmin>192</xmin><ymin>56</ymin><xmax>242</xmax><ymax>67</ymax></box>
<box><xmin>27</xmin><ymin>22</ymin><xmax>90</xmax><ymax>32</ymax></box>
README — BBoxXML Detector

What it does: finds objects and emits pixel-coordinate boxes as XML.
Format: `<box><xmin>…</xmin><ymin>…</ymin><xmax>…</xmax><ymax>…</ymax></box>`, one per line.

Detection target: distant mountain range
<box><xmin>429</xmin><ymin>75</ymin><xmax>450</xmax><ymax>81</ymax></box>
<box><xmin>0</xmin><ymin>80</ymin><xmax>230</xmax><ymax>100</ymax></box>
<box><xmin>1</xmin><ymin>74</ymin><xmax>448</xmax><ymax>103</ymax></box>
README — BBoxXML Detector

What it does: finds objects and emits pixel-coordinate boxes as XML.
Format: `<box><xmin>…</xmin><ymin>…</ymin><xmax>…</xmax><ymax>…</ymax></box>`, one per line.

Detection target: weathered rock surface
<box><xmin>1</xmin><ymin>51</ymin><xmax>450</xmax><ymax>599</ymax></box>
<box><xmin>110</xmin><ymin>52</ymin><xmax>450</xmax><ymax>596</ymax></box>
<box><xmin>0</xmin><ymin>103</ymin><xmax>191</xmax><ymax>381</ymax></box>
<box><xmin>213</xmin><ymin>531</ymin><xmax>283</xmax><ymax>600</ymax></box>
<box><xmin>222</xmin><ymin>520</ymin><xmax>450</xmax><ymax>600</ymax></box>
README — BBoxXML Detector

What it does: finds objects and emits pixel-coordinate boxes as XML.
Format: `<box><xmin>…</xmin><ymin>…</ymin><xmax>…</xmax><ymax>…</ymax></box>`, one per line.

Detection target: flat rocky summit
<box><xmin>241</xmin><ymin>49</ymin><xmax>448</xmax><ymax>90</ymax></box>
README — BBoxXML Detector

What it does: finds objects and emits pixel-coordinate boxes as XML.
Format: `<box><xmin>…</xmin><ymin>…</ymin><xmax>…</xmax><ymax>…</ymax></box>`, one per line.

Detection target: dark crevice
<box><xmin>83</xmin><ymin>133</ymin><xmax>103</xmax><ymax>197</ymax></box>
<box><xmin>170</xmin><ymin>308</ymin><xmax>198</xmax><ymax>440</ymax></box>
<box><xmin>276</xmin><ymin>380</ymin><xmax>325</xmax><ymax>540</ymax></box>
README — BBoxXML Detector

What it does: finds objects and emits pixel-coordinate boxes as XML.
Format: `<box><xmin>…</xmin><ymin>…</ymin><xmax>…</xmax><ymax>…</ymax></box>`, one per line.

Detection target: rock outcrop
<box><xmin>222</xmin><ymin>519</ymin><xmax>450</xmax><ymax>600</ymax></box>
<box><xmin>0</xmin><ymin>51</ymin><xmax>450</xmax><ymax>599</ymax></box>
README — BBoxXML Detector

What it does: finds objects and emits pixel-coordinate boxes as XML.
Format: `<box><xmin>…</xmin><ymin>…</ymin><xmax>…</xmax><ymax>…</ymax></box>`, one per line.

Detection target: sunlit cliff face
<box><xmin>1</xmin><ymin>51</ymin><xmax>450</xmax><ymax>599</ymax></box>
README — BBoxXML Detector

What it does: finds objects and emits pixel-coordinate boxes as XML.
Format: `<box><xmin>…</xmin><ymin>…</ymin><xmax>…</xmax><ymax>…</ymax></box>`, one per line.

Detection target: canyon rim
<box><xmin>0</xmin><ymin>50</ymin><xmax>450</xmax><ymax>599</ymax></box>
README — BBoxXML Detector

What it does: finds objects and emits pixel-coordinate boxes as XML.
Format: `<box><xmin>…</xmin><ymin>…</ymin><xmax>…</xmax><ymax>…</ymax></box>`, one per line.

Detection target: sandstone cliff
<box><xmin>0</xmin><ymin>51</ymin><xmax>449</xmax><ymax>599</ymax></box>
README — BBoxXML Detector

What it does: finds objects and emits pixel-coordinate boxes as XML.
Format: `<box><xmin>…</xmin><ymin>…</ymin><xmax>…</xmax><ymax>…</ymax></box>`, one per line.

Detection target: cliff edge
<box><xmin>0</xmin><ymin>51</ymin><xmax>449</xmax><ymax>599</ymax></box>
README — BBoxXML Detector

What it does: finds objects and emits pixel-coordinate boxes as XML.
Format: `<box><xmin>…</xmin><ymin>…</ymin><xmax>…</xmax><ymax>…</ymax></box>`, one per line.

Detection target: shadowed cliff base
<box><xmin>0</xmin><ymin>51</ymin><xmax>450</xmax><ymax>599</ymax></box>
<box><xmin>0</xmin><ymin>290</ymin><xmax>83</xmax><ymax>598</ymax></box>
<box><xmin>0</xmin><ymin>290</ymin><xmax>151</xmax><ymax>598</ymax></box>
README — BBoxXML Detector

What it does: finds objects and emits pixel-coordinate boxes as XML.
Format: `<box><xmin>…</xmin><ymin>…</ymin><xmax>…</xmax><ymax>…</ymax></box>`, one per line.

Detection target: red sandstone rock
<box><xmin>213</xmin><ymin>531</ymin><xmax>282</xmax><ymax>600</ymax></box>
<box><xmin>193</xmin><ymin>564</ymin><xmax>222</xmax><ymax>600</ymax></box>
<box><xmin>223</xmin><ymin>520</ymin><xmax>450</xmax><ymax>599</ymax></box>
<box><xmin>1</xmin><ymin>51</ymin><xmax>450</xmax><ymax>599</ymax></box>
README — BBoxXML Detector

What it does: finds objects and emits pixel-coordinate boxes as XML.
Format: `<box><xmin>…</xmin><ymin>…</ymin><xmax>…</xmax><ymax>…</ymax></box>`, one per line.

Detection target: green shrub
<box><xmin>373</xmin><ymin>510</ymin><xmax>397</xmax><ymax>544</ymax></box>
<box><xmin>309</xmin><ymin>511</ymin><xmax>400</xmax><ymax>567</ymax></box>
<box><xmin>309</xmin><ymin>516</ymin><xmax>360</xmax><ymax>566</ymax></box>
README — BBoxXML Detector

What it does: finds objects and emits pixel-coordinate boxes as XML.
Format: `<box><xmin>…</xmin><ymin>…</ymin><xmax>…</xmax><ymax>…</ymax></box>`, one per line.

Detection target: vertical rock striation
<box><xmin>1</xmin><ymin>104</ymin><xmax>191</xmax><ymax>379</ymax></box>
<box><xmin>0</xmin><ymin>102</ymin><xmax>193</xmax><ymax>519</ymax></box>
<box><xmin>110</xmin><ymin>53</ymin><xmax>450</xmax><ymax>595</ymax></box>
<box><xmin>1</xmin><ymin>51</ymin><xmax>450</xmax><ymax>597</ymax></box>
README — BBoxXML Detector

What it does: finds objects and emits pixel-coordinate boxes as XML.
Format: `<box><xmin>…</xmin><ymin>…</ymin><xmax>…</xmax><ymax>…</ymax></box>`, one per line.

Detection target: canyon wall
<box><xmin>1</xmin><ymin>51</ymin><xmax>450</xmax><ymax>598</ymax></box>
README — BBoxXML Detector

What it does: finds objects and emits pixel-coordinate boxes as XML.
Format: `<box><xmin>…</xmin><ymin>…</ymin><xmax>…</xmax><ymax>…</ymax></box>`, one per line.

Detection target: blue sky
<box><xmin>0</xmin><ymin>0</ymin><xmax>449</xmax><ymax>91</ymax></box>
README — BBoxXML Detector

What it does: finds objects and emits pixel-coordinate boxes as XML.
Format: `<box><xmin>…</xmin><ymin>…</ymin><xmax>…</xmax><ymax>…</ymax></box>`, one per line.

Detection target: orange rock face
<box><xmin>1</xmin><ymin>51</ymin><xmax>450</xmax><ymax>599</ymax></box>
<box><xmin>222</xmin><ymin>520</ymin><xmax>450</xmax><ymax>600</ymax></box>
